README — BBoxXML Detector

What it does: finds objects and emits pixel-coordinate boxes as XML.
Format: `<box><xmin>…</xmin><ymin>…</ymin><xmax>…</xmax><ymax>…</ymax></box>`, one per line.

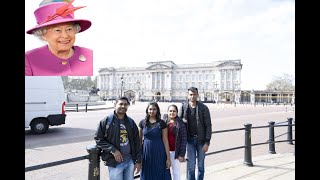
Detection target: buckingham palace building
<box><xmin>96</xmin><ymin>59</ymin><xmax>248</xmax><ymax>103</ymax></box>
<box><xmin>97</xmin><ymin>59</ymin><xmax>295</xmax><ymax>104</ymax></box>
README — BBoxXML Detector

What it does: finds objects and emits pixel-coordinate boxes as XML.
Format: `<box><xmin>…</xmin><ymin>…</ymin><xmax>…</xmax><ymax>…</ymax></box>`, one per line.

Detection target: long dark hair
<box><xmin>144</xmin><ymin>101</ymin><xmax>161</xmax><ymax>127</ymax></box>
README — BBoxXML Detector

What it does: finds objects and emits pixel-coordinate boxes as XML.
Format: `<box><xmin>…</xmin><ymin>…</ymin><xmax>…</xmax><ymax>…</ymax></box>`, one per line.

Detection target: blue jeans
<box><xmin>108</xmin><ymin>159</ymin><xmax>134</xmax><ymax>180</ymax></box>
<box><xmin>187</xmin><ymin>136</ymin><xmax>206</xmax><ymax>180</ymax></box>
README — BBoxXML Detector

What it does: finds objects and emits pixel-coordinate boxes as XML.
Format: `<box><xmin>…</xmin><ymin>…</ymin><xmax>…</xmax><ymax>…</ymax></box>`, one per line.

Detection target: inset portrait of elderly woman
<box><xmin>25</xmin><ymin>0</ymin><xmax>93</xmax><ymax>76</ymax></box>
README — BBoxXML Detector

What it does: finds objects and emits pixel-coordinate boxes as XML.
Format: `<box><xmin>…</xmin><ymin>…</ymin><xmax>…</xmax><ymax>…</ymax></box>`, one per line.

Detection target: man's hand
<box><xmin>202</xmin><ymin>144</ymin><xmax>209</xmax><ymax>152</ymax></box>
<box><xmin>112</xmin><ymin>150</ymin><xmax>123</xmax><ymax>162</ymax></box>
<box><xmin>134</xmin><ymin>163</ymin><xmax>141</xmax><ymax>174</ymax></box>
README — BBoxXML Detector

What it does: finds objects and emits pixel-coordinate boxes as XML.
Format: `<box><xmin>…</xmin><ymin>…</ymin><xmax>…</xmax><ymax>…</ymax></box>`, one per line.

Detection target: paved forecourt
<box><xmin>25</xmin><ymin>101</ymin><xmax>295</xmax><ymax>179</ymax></box>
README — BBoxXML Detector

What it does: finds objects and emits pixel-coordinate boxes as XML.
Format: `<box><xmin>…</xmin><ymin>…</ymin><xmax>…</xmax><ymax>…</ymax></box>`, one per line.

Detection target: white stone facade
<box><xmin>97</xmin><ymin>60</ymin><xmax>243</xmax><ymax>102</ymax></box>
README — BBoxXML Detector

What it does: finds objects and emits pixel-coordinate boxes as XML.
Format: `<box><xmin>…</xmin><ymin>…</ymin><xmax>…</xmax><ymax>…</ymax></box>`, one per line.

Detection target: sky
<box><xmin>25</xmin><ymin>0</ymin><xmax>295</xmax><ymax>90</ymax></box>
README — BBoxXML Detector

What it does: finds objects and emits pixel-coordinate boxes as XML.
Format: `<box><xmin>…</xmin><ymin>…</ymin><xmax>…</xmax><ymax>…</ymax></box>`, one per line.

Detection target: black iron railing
<box><xmin>25</xmin><ymin>118</ymin><xmax>295</xmax><ymax>180</ymax></box>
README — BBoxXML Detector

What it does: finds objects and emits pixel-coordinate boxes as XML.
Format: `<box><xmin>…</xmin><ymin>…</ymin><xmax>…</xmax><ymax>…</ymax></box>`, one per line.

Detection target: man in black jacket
<box><xmin>178</xmin><ymin>87</ymin><xmax>212</xmax><ymax>180</ymax></box>
<box><xmin>94</xmin><ymin>97</ymin><xmax>141</xmax><ymax>180</ymax></box>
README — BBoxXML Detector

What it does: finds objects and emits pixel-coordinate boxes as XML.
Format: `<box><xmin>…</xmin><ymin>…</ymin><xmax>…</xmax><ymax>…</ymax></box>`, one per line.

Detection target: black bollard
<box><xmin>87</xmin><ymin>144</ymin><xmax>101</xmax><ymax>180</ymax></box>
<box><xmin>85</xmin><ymin>103</ymin><xmax>88</xmax><ymax>112</ymax></box>
<box><xmin>287</xmin><ymin>118</ymin><xmax>294</xmax><ymax>145</ymax></box>
<box><xmin>268</xmin><ymin>121</ymin><xmax>276</xmax><ymax>154</ymax></box>
<box><xmin>76</xmin><ymin>104</ymin><xmax>79</xmax><ymax>112</ymax></box>
<box><xmin>243</xmin><ymin>123</ymin><xmax>253</xmax><ymax>166</ymax></box>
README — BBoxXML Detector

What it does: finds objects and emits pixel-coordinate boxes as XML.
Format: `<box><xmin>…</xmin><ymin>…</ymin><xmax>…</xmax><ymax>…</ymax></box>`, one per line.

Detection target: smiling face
<box><xmin>147</xmin><ymin>105</ymin><xmax>158</xmax><ymax>118</ymax></box>
<box><xmin>114</xmin><ymin>99</ymin><xmax>129</xmax><ymax>115</ymax></box>
<box><xmin>42</xmin><ymin>22</ymin><xmax>77</xmax><ymax>55</ymax></box>
<box><xmin>168</xmin><ymin>105</ymin><xmax>178</xmax><ymax>120</ymax></box>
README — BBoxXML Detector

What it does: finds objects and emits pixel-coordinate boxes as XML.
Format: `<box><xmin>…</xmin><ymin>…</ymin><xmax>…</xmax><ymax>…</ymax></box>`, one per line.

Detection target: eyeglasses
<box><xmin>48</xmin><ymin>26</ymin><xmax>76</xmax><ymax>35</ymax></box>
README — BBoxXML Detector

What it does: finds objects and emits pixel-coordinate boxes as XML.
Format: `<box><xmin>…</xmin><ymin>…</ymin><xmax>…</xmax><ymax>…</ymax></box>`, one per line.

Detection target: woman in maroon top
<box><xmin>166</xmin><ymin>104</ymin><xmax>187</xmax><ymax>180</ymax></box>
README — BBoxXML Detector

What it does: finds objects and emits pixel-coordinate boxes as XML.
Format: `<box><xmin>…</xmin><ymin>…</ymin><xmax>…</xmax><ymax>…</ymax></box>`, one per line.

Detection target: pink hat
<box><xmin>26</xmin><ymin>0</ymin><xmax>92</xmax><ymax>34</ymax></box>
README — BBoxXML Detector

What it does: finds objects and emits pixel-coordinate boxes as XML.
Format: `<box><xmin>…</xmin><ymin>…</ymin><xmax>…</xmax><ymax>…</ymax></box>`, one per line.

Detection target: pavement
<box><xmin>25</xmin><ymin>148</ymin><xmax>295</xmax><ymax>180</ymax></box>
<box><xmin>180</xmin><ymin>152</ymin><xmax>295</xmax><ymax>180</ymax></box>
<box><xmin>26</xmin><ymin>101</ymin><xmax>295</xmax><ymax>180</ymax></box>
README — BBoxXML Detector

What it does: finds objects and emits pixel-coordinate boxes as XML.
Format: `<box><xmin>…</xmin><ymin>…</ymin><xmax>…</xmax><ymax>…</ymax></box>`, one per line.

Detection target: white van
<box><xmin>25</xmin><ymin>76</ymin><xmax>66</xmax><ymax>134</ymax></box>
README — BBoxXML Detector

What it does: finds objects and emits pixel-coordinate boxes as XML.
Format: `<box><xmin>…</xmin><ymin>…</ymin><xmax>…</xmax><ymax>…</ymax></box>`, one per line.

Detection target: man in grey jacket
<box><xmin>178</xmin><ymin>87</ymin><xmax>212</xmax><ymax>180</ymax></box>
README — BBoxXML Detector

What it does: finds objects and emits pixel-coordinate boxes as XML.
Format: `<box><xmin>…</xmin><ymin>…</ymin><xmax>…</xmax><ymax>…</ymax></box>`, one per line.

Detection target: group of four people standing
<box><xmin>94</xmin><ymin>87</ymin><xmax>212</xmax><ymax>180</ymax></box>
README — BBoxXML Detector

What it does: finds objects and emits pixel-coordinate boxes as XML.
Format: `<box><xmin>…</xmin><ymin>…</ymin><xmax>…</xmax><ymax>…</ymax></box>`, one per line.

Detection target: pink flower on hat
<box><xmin>40</xmin><ymin>0</ymin><xmax>85</xmax><ymax>25</ymax></box>
<box><xmin>26</xmin><ymin>0</ymin><xmax>91</xmax><ymax>34</ymax></box>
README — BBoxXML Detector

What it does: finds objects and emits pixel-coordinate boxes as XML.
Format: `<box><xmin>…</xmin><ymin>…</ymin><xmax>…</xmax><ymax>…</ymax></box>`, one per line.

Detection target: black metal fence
<box><xmin>65</xmin><ymin>103</ymin><xmax>113</xmax><ymax>112</ymax></box>
<box><xmin>25</xmin><ymin>118</ymin><xmax>295</xmax><ymax>180</ymax></box>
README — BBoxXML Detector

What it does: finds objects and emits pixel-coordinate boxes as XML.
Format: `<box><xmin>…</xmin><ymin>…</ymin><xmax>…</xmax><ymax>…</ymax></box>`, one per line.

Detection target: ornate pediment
<box><xmin>146</xmin><ymin>63</ymin><xmax>172</xmax><ymax>70</ymax></box>
<box><xmin>98</xmin><ymin>67</ymin><xmax>115</xmax><ymax>73</ymax></box>
<box><xmin>217</xmin><ymin>61</ymin><xmax>241</xmax><ymax>67</ymax></box>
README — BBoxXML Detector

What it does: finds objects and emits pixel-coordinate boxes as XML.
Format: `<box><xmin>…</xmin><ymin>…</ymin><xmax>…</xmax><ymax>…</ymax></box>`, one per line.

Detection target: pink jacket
<box><xmin>25</xmin><ymin>45</ymin><xmax>93</xmax><ymax>76</ymax></box>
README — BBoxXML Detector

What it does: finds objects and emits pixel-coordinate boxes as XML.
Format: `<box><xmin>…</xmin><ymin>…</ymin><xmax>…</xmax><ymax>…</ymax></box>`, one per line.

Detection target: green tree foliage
<box><xmin>266</xmin><ymin>73</ymin><xmax>295</xmax><ymax>91</ymax></box>
<box><xmin>62</xmin><ymin>76</ymin><xmax>97</xmax><ymax>91</ymax></box>
<box><xmin>61</xmin><ymin>76</ymin><xmax>69</xmax><ymax>90</ymax></box>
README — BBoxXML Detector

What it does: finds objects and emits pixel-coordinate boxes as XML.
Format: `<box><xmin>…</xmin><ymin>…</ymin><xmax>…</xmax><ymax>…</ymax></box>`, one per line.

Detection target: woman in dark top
<box><xmin>138</xmin><ymin>101</ymin><xmax>171</xmax><ymax>180</ymax></box>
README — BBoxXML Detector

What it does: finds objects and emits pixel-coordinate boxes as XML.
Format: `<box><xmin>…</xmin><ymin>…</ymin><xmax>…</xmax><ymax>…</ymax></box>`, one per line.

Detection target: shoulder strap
<box><xmin>107</xmin><ymin>114</ymin><xmax>114</xmax><ymax>128</ymax></box>
<box><xmin>104</xmin><ymin>114</ymin><xmax>135</xmax><ymax>138</ymax></box>
<box><xmin>104</xmin><ymin>114</ymin><xmax>114</xmax><ymax>137</ymax></box>
<box><xmin>127</xmin><ymin>116</ymin><xmax>134</xmax><ymax>128</ymax></box>
<box><xmin>106</xmin><ymin>114</ymin><xmax>134</xmax><ymax>129</ymax></box>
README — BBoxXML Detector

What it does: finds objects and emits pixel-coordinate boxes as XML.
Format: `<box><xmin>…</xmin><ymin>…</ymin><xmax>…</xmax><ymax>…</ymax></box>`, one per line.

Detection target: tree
<box><xmin>61</xmin><ymin>76</ymin><xmax>70</xmax><ymax>90</ymax></box>
<box><xmin>93</xmin><ymin>76</ymin><xmax>97</xmax><ymax>87</ymax></box>
<box><xmin>62</xmin><ymin>76</ymin><xmax>96</xmax><ymax>91</ymax></box>
<box><xmin>266</xmin><ymin>73</ymin><xmax>295</xmax><ymax>91</ymax></box>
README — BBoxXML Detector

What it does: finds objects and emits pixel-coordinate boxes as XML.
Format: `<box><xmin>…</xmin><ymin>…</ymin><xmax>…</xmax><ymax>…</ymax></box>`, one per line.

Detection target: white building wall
<box><xmin>97</xmin><ymin>60</ymin><xmax>243</xmax><ymax>101</ymax></box>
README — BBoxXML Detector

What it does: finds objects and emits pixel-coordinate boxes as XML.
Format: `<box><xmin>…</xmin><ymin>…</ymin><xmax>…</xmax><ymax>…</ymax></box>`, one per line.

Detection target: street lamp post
<box><xmin>234</xmin><ymin>81</ymin><xmax>239</xmax><ymax>107</ymax></box>
<box><xmin>213</xmin><ymin>81</ymin><xmax>219</xmax><ymax>103</ymax></box>
<box><xmin>234</xmin><ymin>89</ymin><xmax>236</xmax><ymax>107</ymax></box>
<box><xmin>135</xmin><ymin>80</ymin><xmax>141</xmax><ymax>100</ymax></box>
<box><xmin>202</xmin><ymin>87</ymin><xmax>205</xmax><ymax>102</ymax></box>
<box><xmin>214</xmin><ymin>81</ymin><xmax>218</xmax><ymax>90</ymax></box>
<box><xmin>120</xmin><ymin>75</ymin><xmax>124</xmax><ymax>97</ymax></box>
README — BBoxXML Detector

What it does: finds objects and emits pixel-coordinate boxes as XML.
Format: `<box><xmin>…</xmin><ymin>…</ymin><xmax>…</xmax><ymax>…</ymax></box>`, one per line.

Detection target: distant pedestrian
<box><xmin>131</xmin><ymin>98</ymin><xmax>136</xmax><ymax>105</ymax></box>
<box><xmin>178</xmin><ymin>87</ymin><xmax>212</xmax><ymax>180</ymax></box>
<box><xmin>165</xmin><ymin>104</ymin><xmax>187</xmax><ymax>180</ymax></box>
<box><xmin>94</xmin><ymin>96</ymin><xmax>142</xmax><ymax>180</ymax></box>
